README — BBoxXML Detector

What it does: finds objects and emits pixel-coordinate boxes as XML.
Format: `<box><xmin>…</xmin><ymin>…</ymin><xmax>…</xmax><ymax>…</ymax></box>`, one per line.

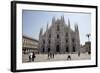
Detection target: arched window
<box><xmin>48</xmin><ymin>48</ymin><xmax>50</xmax><ymax>52</ymax></box>
<box><xmin>43</xmin><ymin>48</ymin><xmax>44</xmax><ymax>52</ymax></box>
<box><xmin>66</xmin><ymin>47</ymin><xmax>69</xmax><ymax>52</ymax></box>
<box><xmin>49</xmin><ymin>34</ymin><xmax>51</xmax><ymax>38</ymax></box>
<box><xmin>66</xmin><ymin>32</ymin><xmax>68</xmax><ymax>37</ymax></box>
<box><xmin>66</xmin><ymin>39</ymin><xmax>68</xmax><ymax>43</ymax></box>
<box><xmin>57</xmin><ymin>34</ymin><xmax>59</xmax><ymax>39</ymax></box>
<box><xmin>43</xmin><ymin>40</ymin><xmax>45</xmax><ymax>44</ymax></box>
<box><xmin>72</xmin><ymin>46</ymin><xmax>75</xmax><ymax>52</ymax></box>
<box><xmin>56</xmin><ymin>45</ymin><xmax>60</xmax><ymax>52</ymax></box>
<box><xmin>49</xmin><ymin>40</ymin><xmax>50</xmax><ymax>44</ymax></box>
<box><xmin>72</xmin><ymin>39</ymin><xmax>75</xmax><ymax>43</ymax></box>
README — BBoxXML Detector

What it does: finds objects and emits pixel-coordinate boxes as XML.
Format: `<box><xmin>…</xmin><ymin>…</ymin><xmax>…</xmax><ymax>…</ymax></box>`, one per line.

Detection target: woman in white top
<box><xmin>29</xmin><ymin>52</ymin><xmax>33</xmax><ymax>62</ymax></box>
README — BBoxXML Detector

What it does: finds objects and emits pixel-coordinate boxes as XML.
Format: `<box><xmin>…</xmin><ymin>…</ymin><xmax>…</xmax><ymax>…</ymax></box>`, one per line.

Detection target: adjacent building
<box><xmin>22</xmin><ymin>35</ymin><xmax>39</xmax><ymax>54</ymax></box>
<box><xmin>39</xmin><ymin>16</ymin><xmax>80</xmax><ymax>54</ymax></box>
<box><xmin>81</xmin><ymin>41</ymin><xmax>91</xmax><ymax>53</ymax></box>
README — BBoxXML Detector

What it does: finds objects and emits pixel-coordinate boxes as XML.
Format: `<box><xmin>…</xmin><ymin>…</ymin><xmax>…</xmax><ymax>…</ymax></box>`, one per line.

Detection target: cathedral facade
<box><xmin>39</xmin><ymin>16</ymin><xmax>80</xmax><ymax>54</ymax></box>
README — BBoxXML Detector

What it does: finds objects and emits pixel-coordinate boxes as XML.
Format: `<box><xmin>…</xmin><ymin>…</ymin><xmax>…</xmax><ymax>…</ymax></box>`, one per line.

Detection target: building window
<box><xmin>49</xmin><ymin>40</ymin><xmax>50</xmax><ymax>44</ymax></box>
<box><xmin>66</xmin><ymin>47</ymin><xmax>69</xmax><ymax>52</ymax></box>
<box><xmin>66</xmin><ymin>32</ymin><xmax>68</xmax><ymax>37</ymax></box>
<box><xmin>72</xmin><ymin>39</ymin><xmax>75</xmax><ymax>43</ymax></box>
<box><xmin>43</xmin><ymin>48</ymin><xmax>44</xmax><ymax>52</ymax></box>
<box><xmin>43</xmin><ymin>40</ymin><xmax>45</xmax><ymax>44</ymax></box>
<box><xmin>72</xmin><ymin>46</ymin><xmax>75</xmax><ymax>52</ymax></box>
<box><xmin>57</xmin><ymin>34</ymin><xmax>59</xmax><ymax>39</ymax></box>
<box><xmin>56</xmin><ymin>45</ymin><xmax>60</xmax><ymax>52</ymax></box>
<box><xmin>66</xmin><ymin>39</ymin><xmax>68</xmax><ymax>43</ymax></box>
<box><xmin>48</xmin><ymin>48</ymin><xmax>50</xmax><ymax>52</ymax></box>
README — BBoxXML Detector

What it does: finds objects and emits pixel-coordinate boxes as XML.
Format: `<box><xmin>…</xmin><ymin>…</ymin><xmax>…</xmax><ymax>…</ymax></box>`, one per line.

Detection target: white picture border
<box><xmin>16</xmin><ymin>3</ymin><xmax>96</xmax><ymax>70</ymax></box>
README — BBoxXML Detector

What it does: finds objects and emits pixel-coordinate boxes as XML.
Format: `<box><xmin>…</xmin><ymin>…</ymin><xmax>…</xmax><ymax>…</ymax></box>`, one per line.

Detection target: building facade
<box><xmin>80</xmin><ymin>41</ymin><xmax>91</xmax><ymax>54</ymax></box>
<box><xmin>22</xmin><ymin>35</ymin><xmax>39</xmax><ymax>54</ymax></box>
<box><xmin>39</xmin><ymin>16</ymin><xmax>80</xmax><ymax>54</ymax></box>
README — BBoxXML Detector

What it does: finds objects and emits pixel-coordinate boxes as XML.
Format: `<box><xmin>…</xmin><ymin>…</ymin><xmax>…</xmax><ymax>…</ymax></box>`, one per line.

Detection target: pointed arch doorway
<box><xmin>56</xmin><ymin>45</ymin><xmax>60</xmax><ymax>53</ymax></box>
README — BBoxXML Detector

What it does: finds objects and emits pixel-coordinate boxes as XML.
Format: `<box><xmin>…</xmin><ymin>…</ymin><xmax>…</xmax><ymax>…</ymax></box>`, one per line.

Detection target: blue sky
<box><xmin>22</xmin><ymin>10</ymin><xmax>91</xmax><ymax>45</ymax></box>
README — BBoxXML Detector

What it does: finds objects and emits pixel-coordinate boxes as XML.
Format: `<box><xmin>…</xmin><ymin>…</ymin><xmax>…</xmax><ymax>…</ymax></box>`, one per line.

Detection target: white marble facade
<box><xmin>39</xmin><ymin>16</ymin><xmax>80</xmax><ymax>54</ymax></box>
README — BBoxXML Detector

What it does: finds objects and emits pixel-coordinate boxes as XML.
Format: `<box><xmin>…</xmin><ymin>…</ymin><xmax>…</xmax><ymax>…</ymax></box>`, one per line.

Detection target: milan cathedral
<box><xmin>39</xmin><ymin>16</ymin><xmax>80</xmax><ymax>54</ymax></box>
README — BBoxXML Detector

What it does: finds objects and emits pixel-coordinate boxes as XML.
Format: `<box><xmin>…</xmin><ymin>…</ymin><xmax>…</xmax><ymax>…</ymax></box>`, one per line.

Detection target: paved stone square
<box><xmin>22</xmin><ymin>52</ymin><xmax>91</xmax><ymax>63</ymax></box>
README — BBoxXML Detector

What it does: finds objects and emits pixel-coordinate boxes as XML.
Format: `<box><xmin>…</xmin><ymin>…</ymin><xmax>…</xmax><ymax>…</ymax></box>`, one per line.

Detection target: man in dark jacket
<box><xmin>32</xmin><ymin>52</ymin><xmax>36</xmax><ymax>61</ymax></box>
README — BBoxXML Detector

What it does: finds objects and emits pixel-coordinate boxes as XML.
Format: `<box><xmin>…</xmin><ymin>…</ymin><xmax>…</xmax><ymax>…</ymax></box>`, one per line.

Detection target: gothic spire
<box><xmin>46</xmin><ymin>22</ymin><xmax>49</xmax><ymax>33</ymax></box>
<box><xmin>75</xmin><ymin>23</ymin><xmax>79</xmax><ymax>32</ymax></box>
<box><xmin>46</xmin><ymin>22</ymin><xmax>48</xmax><ymax>30</ymax></box>
<box><xmin>68</xmin><ymin>18</ymin><xmax>70</xmax><ymax>28</ymax></box>
<box><xmin>61</xmin><ymin>15</ymin><xmax>65</xmax><ymax>24</ymax></box>
<box><xmin>52</xmin><ymin>16</ymin><xmax>55</xmax><ymax>25</ymax></box>
<box><xmin>39</xmin><ymin>27</ymin><xmax>43</xmax><ymax>36</ymax></box>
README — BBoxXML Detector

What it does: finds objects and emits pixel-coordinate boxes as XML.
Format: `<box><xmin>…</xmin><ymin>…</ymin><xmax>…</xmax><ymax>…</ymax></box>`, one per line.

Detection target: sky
<box><xmin>22</xmin><ymin>10</ymin><xmax>91</xmax><ymax>45</ymax></box>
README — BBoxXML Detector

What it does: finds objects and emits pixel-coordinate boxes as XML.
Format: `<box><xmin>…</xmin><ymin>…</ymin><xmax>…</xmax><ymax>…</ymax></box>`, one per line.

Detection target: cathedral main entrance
<box><xmin>48</xmin><ymin>48</ymin><xmax>50</xmax><ymax>52</ymax></box>
<box><xmin>42</xmin><ymin>48</ymin><xmax>44</xmax><ymax>52</ymax></box>
<box><xmin>56</xmin><ymin>45</ymin><xmax>60</xmax><ymax>52</ymax></box>
<box><xmin>66</xmin><ymin>47</ymin><xmax>69</xmax><ymax>52</ymax></box>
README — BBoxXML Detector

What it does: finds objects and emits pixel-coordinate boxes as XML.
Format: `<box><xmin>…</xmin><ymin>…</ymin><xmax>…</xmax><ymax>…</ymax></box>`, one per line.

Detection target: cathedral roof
<box><xmin>41</xmin><ymin>16</ymin><xmax>78</xmax><ymax>37</ymax></box>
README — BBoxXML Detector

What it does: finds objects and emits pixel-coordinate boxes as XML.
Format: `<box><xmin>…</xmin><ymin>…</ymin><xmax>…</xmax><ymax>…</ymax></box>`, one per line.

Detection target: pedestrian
<box><xmin>32</xmin><ymin>52</ymin><xmax>36</xmax><ymax>61</ymax></box>
<box><xmin>67</xmin><ymin>55</ymin><xmax>71</xmax><ymax>60</ymax></box>
<box><xmin>48</xmin><ymin>52</ymin><xmax>50</xmax><ymax>59</ymax></box>
<box><xmin>29</xmin><ymin>52</ymin><xmax>33</xmax><ymax>62</ymax></box>
<box><xmin>88</xmin><ymin>51</ymin><xmax>91</xmax><ymax>55</ymax></box>
<box><xmin>50</xmin><ymin>52</ymin><xmax>52</xmax><ymax>59</ymax></box>
<box><xmin>53</xmin><ymin>53</ymin><xmax>54</xmax><ymax>58</ymax></box>
<box><xmin>78</xmin><ymin>52</ymin><xmax>80</xmax><ymax>57</ymax></box>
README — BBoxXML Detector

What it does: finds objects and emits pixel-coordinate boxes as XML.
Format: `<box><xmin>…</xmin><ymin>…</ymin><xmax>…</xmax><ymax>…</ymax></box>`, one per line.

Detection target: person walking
<box><xmin>67</xmin><ymin>54</ymin><xmax>71</xmax><ymax>60</ymax></box>
<box><xmin>48</xmin><ymin>52</ymin><xmax>50</xmax><ymax>59</ymax></box>
<box><xmin>53</xmin><ymin>53</ymin><xmax>54</xmax><ymax>58</ymax></box>
<box><xmin>78</xmin><ymin>52</ymin><xmax>80</xmax><ymax>57</ymax></box>
<box><xmin>32</xmin><ymin>52</ymin><xmax>36</xmax><ymax>62</ymax></box>
<box><xmin>29</xmin><ymin>52</ymin><xmax>33</xmax><ymax>62</ymax></box>
<box><xmin>50</xmin><ymin>52</ymin><xmax>52</xmax><ymax>59</ymax></box>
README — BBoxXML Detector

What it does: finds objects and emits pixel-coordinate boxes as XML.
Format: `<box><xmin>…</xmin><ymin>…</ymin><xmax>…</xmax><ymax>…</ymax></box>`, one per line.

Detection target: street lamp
<box><xmin>86</xmin><ymin>33</ymin><xmax>91</xmax><ymax>54</ymax></box>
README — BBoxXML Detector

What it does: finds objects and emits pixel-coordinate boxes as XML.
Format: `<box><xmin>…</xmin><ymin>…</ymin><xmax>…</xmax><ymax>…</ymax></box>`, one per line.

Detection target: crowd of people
<box><xmin>48</xmin><ymin>52</ymin><xmax>54</xmax><ymax>59</ymax></box>
<box><xmin>28</xmin><ymin>52</ymin><xmax>73</xmax><ymax>62</ymax></box>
